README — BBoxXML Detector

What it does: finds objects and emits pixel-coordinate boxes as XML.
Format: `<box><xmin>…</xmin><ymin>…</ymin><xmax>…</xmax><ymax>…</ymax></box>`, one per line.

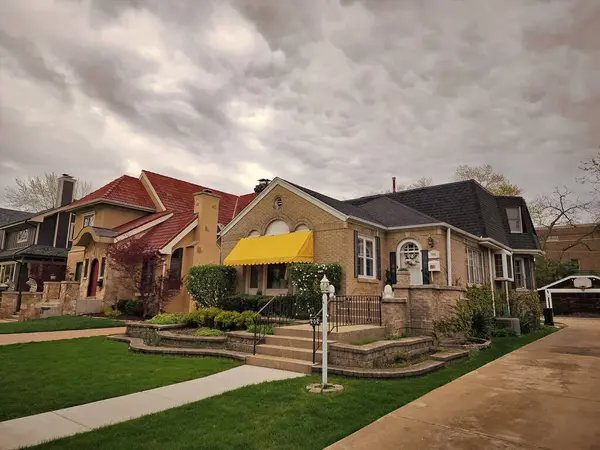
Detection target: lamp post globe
<box><xmin>320</xmin><ymin>275</ymin><xmax>330</xmax><ymax>294</ymax></box>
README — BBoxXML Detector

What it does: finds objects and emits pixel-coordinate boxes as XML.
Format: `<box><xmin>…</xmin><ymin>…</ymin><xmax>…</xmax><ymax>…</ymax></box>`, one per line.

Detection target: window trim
<box><xmin>357</xmin><ymin>235</ymin><xmax>376</xmax><ymax>279</ymax></box>
<box><xmin>493</xmin><ymin>250</ymin><xmax>514</xmax><ymax>281</ymax></box>
<box><xmin>16</xmin><ymin>229</ymin><xmax>30</xmax><ymax>244</ymax></box>
<box><xmin>466</xmin><ymin>247</ymin><xmax>485</xmax><ymax>285</ymax></box>
<box><xmin>506</xmin><ymin>207</ymin><xmax>523</xmax><ymax>233</ymax></box>
<box><xmin>514</xmin><ymin>257</ymin><xmax>527</xmax><ymax>289</ymax></box>
<box><xmin>83</xmin><ymin>214</ymin><xmax>95</xmax><ymax>228</ymax></box>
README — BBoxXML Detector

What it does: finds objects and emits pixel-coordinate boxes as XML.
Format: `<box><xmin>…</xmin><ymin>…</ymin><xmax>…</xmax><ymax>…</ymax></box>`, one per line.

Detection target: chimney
<box><xmin>254</xmin><ymin>178</ymin><xmax>271</xmax><ymax>195</ymax></box>
<box><xmin>192</xmin><ymin>189</ymin><xmax>221</xmax><ymax>266</ymax></box>
<box><xmin>56</xmin><ymin>174</ymin><xmax>76</xmax><ymax>207</ymax></box>
<box><xmin>392</xmin><ymin>176</ymin><xmax>396</xmax><ymax>193</ymax></box>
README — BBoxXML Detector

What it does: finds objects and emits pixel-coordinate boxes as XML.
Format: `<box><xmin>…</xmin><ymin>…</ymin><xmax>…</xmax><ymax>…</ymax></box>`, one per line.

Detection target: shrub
<box><xmin>491</xmin><ymin>327</ymin><xmax>518</xmax><ymax>338</ymax></box>
<box><xmin>185</xmin><ymin>265</ymin><xmax>237</xmax><ymax>308</ymax></box>
<box><xmin>116</xmin><ymin>299</ymin><xmax>143</xmax><ymax>317</ymax></box>
<box><xmin>289</xmin><ymin>263</ymin><xmax>342</xmax><ymax>313</ymax></box>
<box><xmin>103</xmin><ymin>307</ymin><xmax>121</xmax><ymax>318</ymax></box>
<box><xmin>202</xmin><ymin>307</ymin><xmax>223</xmax><ymax>328</ymax></box>
<box><xmin>246</xmin><ymin>324</ymin><xmax>274</xmax><ymax>335</ymax></box>
<box><xmin>434</xmin><ymin>285</ymin><xmax>494</xmax><ymax>339</ymax></box>
<box><xmin>194</xmin><ymin>327</ymin><xmax>224</xmax><ymax>337</ymax></box>
<box><xmin>509</xmin><ymin>290</ymin><xmax>542</xmax><ymax>333</ymax></box>
<box><xmin>240</xmin><ymin>310</ymin><xmax>257</xmax><ymax>329</ymax></box>
<box><xmin>147</xmin><ymin>313</ymin><xmax>186</xmax><ymax>324</ymax></box>
<box><xmin>217</xmin><ymin>295</ymin><xmax>271</xmax><ymax>312</ymax></box>
<box><xmin>214</xmin><ymin>311</ymin><xmax>242</xmax><ymax>330</ymax></box>
<box><xmin>181</xmin><ymin>310</ymin><xmax>206</xmax><ymax>327</ymax></box>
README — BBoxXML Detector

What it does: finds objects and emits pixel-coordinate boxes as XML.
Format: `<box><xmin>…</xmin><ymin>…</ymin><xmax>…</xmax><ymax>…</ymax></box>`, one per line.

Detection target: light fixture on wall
<box><xmin>428</xmin><ymin>237</ymin><xmax>435</xmax><ymax>248</ymax></box>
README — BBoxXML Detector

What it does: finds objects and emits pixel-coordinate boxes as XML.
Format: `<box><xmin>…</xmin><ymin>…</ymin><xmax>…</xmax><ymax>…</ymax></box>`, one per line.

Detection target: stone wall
<box><xmin>43</xmin><ymin>282</ymin><xmax>61</xmax><ymax>301</ymax></box>
<box><xmin>19</xmin><ymin>292</ymin><xmax>43</xmax><ymax>321</ymax></box>
<box><xmin>407</xmin><ymin>285</ymin><xmax>465</xmax><ymax>335</ymax></box>
<box><xmin>60</xmin><ymin>281</ymin><xmax>80</xmax><ymax>315</ymax></box>
<box><xmin>381</xmin><ymin>297</ymin><xmax>409</xmax><ymax>336</ymax></box>
<box><xmin>125</xmin><ymin>322</ymin><xmax>186</xmax><ymax>341</ymax></box>
<box><xmin>226</xmin><ymin>331</ymin><xmax>257</xmax><ymax>353</ymax></box>
<box><xmin>0</xmin><ymin>291</ymin><xmax>18</xmax><ymax>318</ymax></box>
<box><xmin>329</xmin><ymin>337</ymin><xmax>434</xmax><ymax>368</ymax></box>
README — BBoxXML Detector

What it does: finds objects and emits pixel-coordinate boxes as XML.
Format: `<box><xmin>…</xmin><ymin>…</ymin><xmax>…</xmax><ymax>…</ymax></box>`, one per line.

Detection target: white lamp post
<box><xmin>320</xmin><ymin>275</ymin><xmax>330</xmax><ymax>388</ymax></box>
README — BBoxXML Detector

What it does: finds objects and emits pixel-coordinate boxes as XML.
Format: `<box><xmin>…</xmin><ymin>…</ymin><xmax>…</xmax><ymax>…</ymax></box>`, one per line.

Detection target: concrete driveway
<box><xmin>328</xmin><ymin>317</ymin><xmax>600</xmax><ymax>450</ymax></box>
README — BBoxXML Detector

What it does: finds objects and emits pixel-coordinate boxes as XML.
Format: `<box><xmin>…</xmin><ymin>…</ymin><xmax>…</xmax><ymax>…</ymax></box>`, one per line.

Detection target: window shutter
<box><xmin>353</xmin><ymin>230</ymin><xmax>359</xmax><ymax>278</ymax></box>
<box><xmin>421</xmin><ymin>250</ymin><xmax>430</xmax><ymax>285</ymax></box>
<box><xmin>375</xmin><ymin>236</ymin><xmax>381</xmax><ymax>280</ymax></box>
<box><xmin>389</xmin><ymin>252</ymin><xmax>397</xmax><ymax>284</ymax></box>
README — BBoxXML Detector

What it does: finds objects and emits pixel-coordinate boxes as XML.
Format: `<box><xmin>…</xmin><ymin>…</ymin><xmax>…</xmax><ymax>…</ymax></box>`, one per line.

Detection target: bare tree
<box><xmin>454</xmin><ymin>164</ymin><xmax>522</xmax><ymax>196</ymax></box>
<box><xmin>579</xmin><ymin>150</ymin><xmax>600</xmax><ymax>190</ymax></box>
<box><xmin>5</xmin><ymin>172</ymin><xmax>93</xmax><ymax>212</ymax></box>
<box><xmin>408</xmin><ymin>176</ymin><xmax>433</xmax><ymax>189</ymax></box>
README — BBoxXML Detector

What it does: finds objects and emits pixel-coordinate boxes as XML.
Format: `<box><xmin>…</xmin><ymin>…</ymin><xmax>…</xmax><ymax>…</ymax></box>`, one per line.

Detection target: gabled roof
<box><xmin>137</xmin><ymin>213</ymin><xmax>196</xmax><ymax>251</ymax></box>
<box><xmin>68</xmin><ymin>175</ymin><xmax>156</xmax><ymax>211</ymax></box>
<box><xmin>355</xmin><ymin>196</ymin><xmax>439</xmax><ymax>227</ymax></box>
<box><xmin>0</xmin><ymin>208</ymin><xmax>34</xmax><ymax>228</ymax></box>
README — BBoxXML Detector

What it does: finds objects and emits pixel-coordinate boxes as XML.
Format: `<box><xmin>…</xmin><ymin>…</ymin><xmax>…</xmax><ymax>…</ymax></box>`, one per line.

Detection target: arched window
<box><xmin>248</xmin><ymin>230</ymin><xmax>260</xmax><ymax>238</ymax></box>
<box><xmin>294</xmin><ymin>224</ymin><xmax>310</xmax><ymax>232</ymax></box>
<box><xmin>265</xmin><ymin>220</ymin><xmax>290</xmax><ymax>236</ymax></box>
<box><xmin>397</xmin><ymin>240</ymin><xmax>423</xmax><ymax>285</ymax></box>
<box><xmin>169</xmin><ymin>248</ymin><xmax>184</xmax><ymax>289</ymax></box>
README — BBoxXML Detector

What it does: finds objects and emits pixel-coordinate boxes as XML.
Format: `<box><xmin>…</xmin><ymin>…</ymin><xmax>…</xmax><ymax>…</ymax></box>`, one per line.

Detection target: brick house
<box><xmin>66</xmin><ymin>170</ymin><xmax>254</xmax><ymax>313</ymax></box>
<box><xmin>536</xmin><ymin>223</ymin><xmax>600</xmax><ymax>273</ymax></box>
<box><xmin>220</xmin><ymin>178</ymin><xmax>542</xmax><ymax>332</ymax></box>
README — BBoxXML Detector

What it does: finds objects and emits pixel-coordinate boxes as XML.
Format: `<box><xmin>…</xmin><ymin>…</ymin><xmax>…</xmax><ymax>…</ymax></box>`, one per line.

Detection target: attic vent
<box><xmin>273</xmin><ymin>196</ymin><xmax>283</xmax><ymax>211</ymax></box>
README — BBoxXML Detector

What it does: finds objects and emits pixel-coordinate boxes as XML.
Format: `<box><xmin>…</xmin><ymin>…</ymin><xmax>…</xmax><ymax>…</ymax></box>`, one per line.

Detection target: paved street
<box><xmin>328</xmin><ymin>317</ymin><xmax>600</xmax><ymax>450</ymax></box>
<box><xmin>0</xmin><ymin>327</ymin><xmax>126</xmax><ymax>346</ymax></box>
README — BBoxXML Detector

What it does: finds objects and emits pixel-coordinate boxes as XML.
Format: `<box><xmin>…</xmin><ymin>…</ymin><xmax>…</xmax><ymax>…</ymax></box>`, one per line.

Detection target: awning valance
<box><xmin>224</xmin><ymin>231</ymin><xmax>314</xmax><ymax>266</ymax></box>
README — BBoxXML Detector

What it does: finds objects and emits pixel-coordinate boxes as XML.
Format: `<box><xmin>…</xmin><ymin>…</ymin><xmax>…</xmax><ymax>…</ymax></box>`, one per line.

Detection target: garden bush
<box><xmin>289</xmin><ymin>263</ymin><xmax>342</xmax><ymax>313</ymax></box>
<box><xmin>185</xmin><ymin>265</ymin><xmax>237</xmax><ymax>308</ymax></box>
<box><xmin>240</xmin><ymin>310</ymin><xmax>257</xmax><ymax>328</ymax></box>
<box><xmin>147</xmin><ymin>313</ymin><xmax>186</xmax><ymax>325</ymax></box>
<box><xmin>491</xmin><ymin>326</ymin><xmax>518</xmax><ymax>337</ymax></box>
<box><xmin>217</xmin><ymin>295</ymin><xmax>271</xmax><ymax>312</ymax></box>
<box><xmin>434</xmin><ymin>285</ymin><xmax>494</xmax><ymax>339</ymax></box>
<box><xmin>116</xmin><ymin>299</ymin><xmax>143</xmax><ymax>317</ymax></box>
<box><xmin>509</xmin><ymin>290</ymin><xmax>542</xmax><ymax>333</ymax></box>
<box><xmin>214</xmin><ymin>311</ymin><xmax>242</xmax><ymax>330</ymax></box>
<box><xmin>103</xmin><ymin>307</ymin><xmax>121</xmax><ymax>318</ymax></box>
<box><xmin>194</xmin><ymin>327</ymin><xmax>224</xmax><ymax>337</ymax></box>
<box><xmin>246</xmin><ymin>324</ymin><xmax>274</xmax><ymax>335</ymax></box>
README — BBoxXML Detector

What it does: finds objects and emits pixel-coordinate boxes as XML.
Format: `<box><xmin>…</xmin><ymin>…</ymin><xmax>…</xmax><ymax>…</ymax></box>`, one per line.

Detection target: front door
<box><xmin>87</xmin><ymin>259</ymin><xmax>99</xmax><ymax>297</ymax></box>
<box><xmin>398</xmin><ymin>241</ymin><xmax>423</xmax><ymax>285</ymax></box>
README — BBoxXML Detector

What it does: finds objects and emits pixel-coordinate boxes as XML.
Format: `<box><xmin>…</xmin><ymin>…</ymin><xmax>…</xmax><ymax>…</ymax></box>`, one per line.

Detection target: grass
<box><xmin>0</xmin><ymin>316</ymin><xmax>125</xmax><ymax>334</ymax></box>
<box><xmin>0</xmin><ymin>337</ymin><xmax>241</xmax><ymax>421</ymax></box>
<box><xmin>32</xmin><ymin>328</ymin><xmax>557</xmax><ymax>450</ymax></box>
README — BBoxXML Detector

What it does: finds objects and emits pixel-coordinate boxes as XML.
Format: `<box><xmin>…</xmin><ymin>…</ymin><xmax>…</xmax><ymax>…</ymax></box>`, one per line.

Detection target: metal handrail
<box><xmin>251</xmin><ymin>295</ymin><xmax>300</xmax><ymax>354</ymax></box>
<box><xmin>252</xmin><ymin>296</ymin><xmax>276</xmax><ymax>354</ymax></box>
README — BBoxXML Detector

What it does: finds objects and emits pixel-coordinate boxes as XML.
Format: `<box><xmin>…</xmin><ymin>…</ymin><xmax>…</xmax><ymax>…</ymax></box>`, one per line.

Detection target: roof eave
<box><xmin>66</xmin><ymin>198</ymin><xmax>156</xmax><ymax>213</ymax></box>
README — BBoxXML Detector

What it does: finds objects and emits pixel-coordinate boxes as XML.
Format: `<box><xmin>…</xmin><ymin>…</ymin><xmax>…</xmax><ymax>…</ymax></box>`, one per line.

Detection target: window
<box><xmin>265</xmin><ymin>220</ymin><xmax>289</xmax><ymax>236</ymax></box>
<box><xmin>0</xmin><ymin>230</ymin><xmax>5</xmax><ymax>249</ymax></box>
<box><xmin>100</xmin><ymin>257</ymin><xmax>106</xmax><ymax>278</ymax></box>
<box><xmin>0</xmin><ymin>263</ymin><xmax>16</xmax><ymax>284</ymax></box>
<box><xmin>16</xmin><ymin>229</ymin><xmax>29</xmax><ymax>243</ymax></box>
<box><xmin>273</xmin><ymin>196</ymin><xmax>283</xmax><ymax>210</ymax></box>
<box><xmin>83</xmin><ymin>214</ymin><xmax>95</xmax><ymax>227</ymax></box>
<box><xmin>69</xmin><ymin>222</ymin><xmax>75</xmax><ymax>242</ymax></box>
<box><xmin>267</xmin><ymin>264</ymin><xmax>287</xmax><ymax>289</ymax></box>
<box><xmin>494</xmin><ymin>254</ymin><xmax>504</xmax><ymax>278</ymax></box>
<box><xmin>357</xmin><ymin>236</ymin><xmax>375</xmax><ymax>278</ymax></box>
<box><xmin>169</xmin><ymin>248</ymin><xmax>183</xmax><ymax>289</ymax></box>
<box><xmin>250</xmin><ymin>266</ymin><xmax>260</xmax><ymax>289</ymax></box>
<box><xmin>83</xmin><ymin>259</ymin><xmax>89</xmax><ymax>279</ymax></box>
<box><xmin>514</xmin><ymin>258</ymin><xmax>526</xmax><ymax>289</ymax></box>
<box><xmin>141</xmin><ymin>261</ymin><xmax>156</xmax><ymax>292</ymax></box>
<box><xmin>506</xmin><ymin>255</ymin><xmax>513</xmax><ymax>279</ymax></box>
<box><xmin>294</xmin><ymin>224</ymin><xmax>310</xmax><ymax>232</ymax></box>
<box><xmin>466</xmin><ymin>248</ymin><xmax>484</xmax><ymax>284</ymax></box>
<box><xmin>506</xmin><ymin>207</ymin><xmax>522</xmax><ymax>233</ymax></box>
<box><xmin>248</xmin><ymin>230</ymin><xmax>260</xmax><ymax>238</ymax></box>
<box><xmin>74</xmin><ymin>262</ymin><xmax>83</xmax><ymax>282</ymax></box>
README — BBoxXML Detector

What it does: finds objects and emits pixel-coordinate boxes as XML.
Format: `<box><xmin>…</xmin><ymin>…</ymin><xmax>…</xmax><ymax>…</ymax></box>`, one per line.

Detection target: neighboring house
<box><xmin>67</xmin><ymin>170</ymin><xmax>254</xmax><ymax>313</ymax></box>
<box><xmin>536</xmin><ymin>223</ymin><xmax>600</xmax><ymax>273</ymax></box>
<box><xmin>0</xmin><ymin>175</ymin><xmax>77</xmax><ymax>296</ymax></box>
<box><xmin>221</xmin><ymin>178</ymin><xmax>542</xmax><ymax>307</ymax></box>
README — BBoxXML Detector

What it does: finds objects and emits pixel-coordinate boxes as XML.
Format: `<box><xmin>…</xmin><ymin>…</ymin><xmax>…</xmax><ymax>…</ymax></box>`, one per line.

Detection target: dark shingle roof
<box><xmin>0</xmin><ymin>245</ymin><xmax>68</xmax><ymax>261</ymax></box>
<box><xmin>495</xmin><ymin>197</ymin><xmax>539</xmax><ymax>249</ymax></box>
<box><xmin>0</xmin><ymin>208</ymin><xmax>34</xmax><ymax>227</ymax></box>
<box><xmin>354</xmin><ymin>196</ymin><xmax>439</xmax><ymax>227</ymax></box>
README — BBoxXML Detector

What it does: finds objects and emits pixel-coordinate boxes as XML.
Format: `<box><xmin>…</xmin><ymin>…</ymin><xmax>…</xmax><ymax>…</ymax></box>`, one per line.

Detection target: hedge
<box><xmin>217</xmin><ymin>295</ymin><xmax>272</xmax><ymax>312</ymax></box>
<box><xmin>185</xmin><ymin>265</ymin><xmax>237</xmax><ymax>308</ymax></box>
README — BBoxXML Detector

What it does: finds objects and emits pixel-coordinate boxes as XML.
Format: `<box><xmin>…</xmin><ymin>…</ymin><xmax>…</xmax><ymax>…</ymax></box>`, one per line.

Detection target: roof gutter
<box><xmin>65</xmin><ymin>199</ymin><xmax>156</xmax><ymax>213</ymax></box>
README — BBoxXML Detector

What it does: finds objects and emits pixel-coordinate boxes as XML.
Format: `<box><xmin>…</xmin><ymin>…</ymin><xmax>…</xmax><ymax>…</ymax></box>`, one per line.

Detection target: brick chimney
<box><xmin>192</xmin><ymin>189</ymin><xmax>221</xmax><ymax>266</ymax></box>
<box><xmin>56</xmin><ymin>174</ymin><xmax>76</xmax><ymax>207</ymax></box>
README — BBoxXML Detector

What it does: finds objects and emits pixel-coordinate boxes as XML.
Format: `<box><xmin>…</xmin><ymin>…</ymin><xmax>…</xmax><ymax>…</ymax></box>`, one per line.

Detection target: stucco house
<box><xmin>66</xmin><ymin>170</ymin><xmax>254</xmax><ymax>313</ymax></box>
<box><xmin>0</xmin><ymin>175</ymin><xmax>77</xmax><ymax>299</ymax></box>
<box><xmin>221</xmin><ymin>178</ymin><xmax>542</xmax><ymax>330</ymax></box>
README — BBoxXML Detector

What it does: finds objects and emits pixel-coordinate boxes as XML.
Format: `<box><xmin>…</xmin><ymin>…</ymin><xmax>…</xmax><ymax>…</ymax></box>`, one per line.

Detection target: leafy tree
<box><xmin>185</xmin><ymin>265</ymin><xmax>237</xmax><ymax>308</ymax></box>
<box><xmin>106</xmin><ymin>238</ymin><xmax>178</xmax><ymax>318</ymax></box>
<box><xmin>453</xmin><ymin>164</ymin><xmax>522</xmax><ymax>196</ymax></box>
<box><xmin>535</xmin><ymin>257</ymin><xmax>579</xmax><ymax>288</ymax></box>
<box><xmin>5</xmin><ymin>172</ymin><xmax>93</xmax><ymax>212</ymax></box>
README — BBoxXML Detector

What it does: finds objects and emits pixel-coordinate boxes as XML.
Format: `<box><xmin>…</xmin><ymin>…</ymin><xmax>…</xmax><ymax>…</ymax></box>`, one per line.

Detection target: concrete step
<box><xmin>273</xmin><ymin>325</ymin><xmax>314</xmax><ymax>339</ymax></box>
<box><xmin>256</xmin><ymin>344</ymin><xmax>322</xmax><ymax>363</ymax></box>
<box><xmin>246</xmin><ymin>354</ymin><xmax>314</xmax><ymax>374</ymax></box>
<box><xmin>264</xmin><ymin>334</ymin><xmax>336</xmax><ymax>350</ymax></box>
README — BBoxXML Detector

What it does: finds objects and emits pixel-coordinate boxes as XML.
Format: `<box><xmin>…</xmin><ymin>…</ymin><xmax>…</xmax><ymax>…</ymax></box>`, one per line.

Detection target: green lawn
<box><xmin>32</xmin><ymin>328</ymin><xmax>557</xmax><ymax>450</ymax></box>
<box><xmin>0</xmin><ymin>316</ymin><xmax>125</xmax><ymax>334</ymax></box>
<box><xmin>0</xmin><ymin>337</ymin><xmax>240</xmax><ymax>421</ymax></box>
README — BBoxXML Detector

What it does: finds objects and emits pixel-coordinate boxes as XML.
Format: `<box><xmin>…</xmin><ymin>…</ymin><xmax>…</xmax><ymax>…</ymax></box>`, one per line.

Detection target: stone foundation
<box><xmin>0</xmin><ymin>291</ymin><xmax>18</xmax><ymax>318</ymax></box>
<box><xmin>60</xmin><ymin>282</ymin><xmax>79</xmax><ymax>315</ymax></box>
<box><xmin>381</xmin><ymin>297</ymin><xmax>409</xmax><ymax>336</ymax></box>
<box><xmin>125</xmin><ymin>322</ymin><xmax>186</xmax><ymax>341</ymax></box>
<box><xmin>329</xmin><ymin>337</ymin><xmax>434</xmax><ymax>368</ymax></box>
<box><xmin>157</xmin><ymin>330</ymin><xmax>227</xmax><ymax>349</ymax></box>
<box><xmin>19</xmin><ymin>292</ymin><xmax>44</xmax><ymax>321</ymax></box>
<box><xmin>226</xmin><ymin>331</ymin><xmax>258</xmax><ymax>353</ymax></box>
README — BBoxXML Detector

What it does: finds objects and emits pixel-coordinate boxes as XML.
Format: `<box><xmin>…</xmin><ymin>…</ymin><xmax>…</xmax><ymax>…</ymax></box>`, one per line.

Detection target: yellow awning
<box><xmin>224</xmin><ymin>231</ymin><xmax>314</xmax><ymax>266</ymax></box>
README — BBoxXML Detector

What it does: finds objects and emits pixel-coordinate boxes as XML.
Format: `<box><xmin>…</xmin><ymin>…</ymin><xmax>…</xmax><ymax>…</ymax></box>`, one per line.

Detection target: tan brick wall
<box><xmin>408</xmin><ymin>286</ymin><xmax>465</xmax><ymax>334</ymax></box>
<box><xmin>0</xmin><ymin>291</ymin><xmax>18</xmax><ymax>318</ymax></box>
<box><xmin>60</xmin><ymin>281</ymin><xmax>80</xmax><ymax>315</ymax></box>
<box><xmin>381</xmin><ymin>298</ymin><xmax>409</xmax><ymax>335</ymax></box>
<box><xmin>43</xmin><ymin>281</ymin><xmax>61</xmax><ymax>301</ymax></box>
<box><xmin>538</xmin><ymin>224</ymin><xmax>600</xmax><ymax>271</ymax></box>
<box><xmin>18</xmin><ymin>292</ymin><xmax>43</xmax><ymax>321</ymax></box>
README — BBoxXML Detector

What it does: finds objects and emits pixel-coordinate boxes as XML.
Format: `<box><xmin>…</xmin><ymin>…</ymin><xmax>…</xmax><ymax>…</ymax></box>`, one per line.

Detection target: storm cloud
<box><xmin>1</xmin><ymin>0</ymin><xmax>599</xmax><ymax>202</ymax></box>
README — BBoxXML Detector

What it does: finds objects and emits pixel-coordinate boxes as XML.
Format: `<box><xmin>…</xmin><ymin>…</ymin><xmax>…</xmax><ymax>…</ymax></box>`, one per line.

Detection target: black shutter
<box><xmin>421</xmin><ymin>250</ymin><xmax>430</xmax><ymax>285</ymax></box>
<box><xmin>353</xmin><ymin>230</ymin><xmax>359</xmax><ymax>278</ymax></box>
<box><xmin>376</xmin><ymin>236</ymin><xmax>381</xmax><ymax>280</ymax></box>
<box><xmin>389</xmin><ymin>252</ymin><xmax>397</xmax><ymax>284</ymax></box>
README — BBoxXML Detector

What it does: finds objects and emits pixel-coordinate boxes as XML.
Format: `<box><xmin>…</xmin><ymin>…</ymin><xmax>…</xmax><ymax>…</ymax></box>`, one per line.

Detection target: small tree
<box><xmin>106</xmin><ymin>238</ymin><xmax>178</xmax><ymax>318</ymax></box>
<box><xmin>453</xmin><ymin>164</ymin><xmax>522</xmax><ymax>196</ymax></box>
<box><xmin>289</xmin><ymin>263</ymin><xmax>342</xmax><ymax>313</ymax></box>
<box><xmin>185</xmin><ymin>265</ymin><xmax>237</xmax><ymax>308</ymax></box>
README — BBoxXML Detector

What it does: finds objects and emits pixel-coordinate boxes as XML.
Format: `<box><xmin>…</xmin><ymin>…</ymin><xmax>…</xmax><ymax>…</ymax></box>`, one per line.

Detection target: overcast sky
<box><xmin>1</xmin><ymin>0</ymin><xmax>599</xmax><ymax>205</ymax></box>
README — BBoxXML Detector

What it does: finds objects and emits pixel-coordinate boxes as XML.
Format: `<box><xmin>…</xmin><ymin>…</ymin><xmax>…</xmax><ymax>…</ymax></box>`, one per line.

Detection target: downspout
<box><xmin>446</xmin><ymin>227</ymin><xmax>452</xmax><ymax>286</ymax></box>
<box><xmin>504</xmin><ymin>281</ymin><xmax>511</xmax><ymax>315</ymax></box>
<box><xmin>488</xmin><ymin>248</ymin><xmax>495</xmax><ymax>316</ymax></box>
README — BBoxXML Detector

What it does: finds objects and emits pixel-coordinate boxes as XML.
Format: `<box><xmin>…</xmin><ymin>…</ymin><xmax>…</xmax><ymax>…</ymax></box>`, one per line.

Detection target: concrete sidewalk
<box><xmin>328</xmin><ymin>317</ymin><xmax>600</xmax><ymax>450</ymax></box>
<box><xmin>0</xmin><ymin>365</ymin><xmax>303</xmax><ymax>449</ymax></box>
<box><xmin>0</xmin><ymin>327</ymin><xmax>126</xmax><ymax>346</ymax></box>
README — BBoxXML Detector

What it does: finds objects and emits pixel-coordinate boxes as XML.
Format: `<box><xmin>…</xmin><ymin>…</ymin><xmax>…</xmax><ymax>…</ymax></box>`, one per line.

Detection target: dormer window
<box><xmin>506</xmin><ymin>207</ymin><xmax>522</xmax><ymax>233</ymax></box>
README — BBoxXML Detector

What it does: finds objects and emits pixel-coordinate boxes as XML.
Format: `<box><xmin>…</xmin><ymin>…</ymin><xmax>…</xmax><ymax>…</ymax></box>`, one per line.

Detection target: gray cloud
<box><xmin>1</xmin><ymin>0</ymin><xmax>599</xmax><ymax>206</ymax></box>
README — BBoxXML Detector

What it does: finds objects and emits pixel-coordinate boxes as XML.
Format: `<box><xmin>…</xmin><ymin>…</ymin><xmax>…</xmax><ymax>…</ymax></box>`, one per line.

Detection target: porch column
<box><xmin>488</xmin><ymin>248</ymin><xmax>495</xmax><ymax>316</ymax></box>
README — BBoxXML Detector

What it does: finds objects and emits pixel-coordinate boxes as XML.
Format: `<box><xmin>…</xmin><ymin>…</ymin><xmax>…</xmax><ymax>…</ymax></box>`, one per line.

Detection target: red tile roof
<box><xmin>137</xmin><ymin>213</ymin><xmax>196</xmax><ymax>250</ymax></box>
<box><xmin>112</xmin><ymin>211</ymin><xmax>171</xmax><ymax>235</ymax></box>
<box><xmin>69</xmin><ymin>175</ymin><xmax>156</xmax><ymax>211</ymax></box>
